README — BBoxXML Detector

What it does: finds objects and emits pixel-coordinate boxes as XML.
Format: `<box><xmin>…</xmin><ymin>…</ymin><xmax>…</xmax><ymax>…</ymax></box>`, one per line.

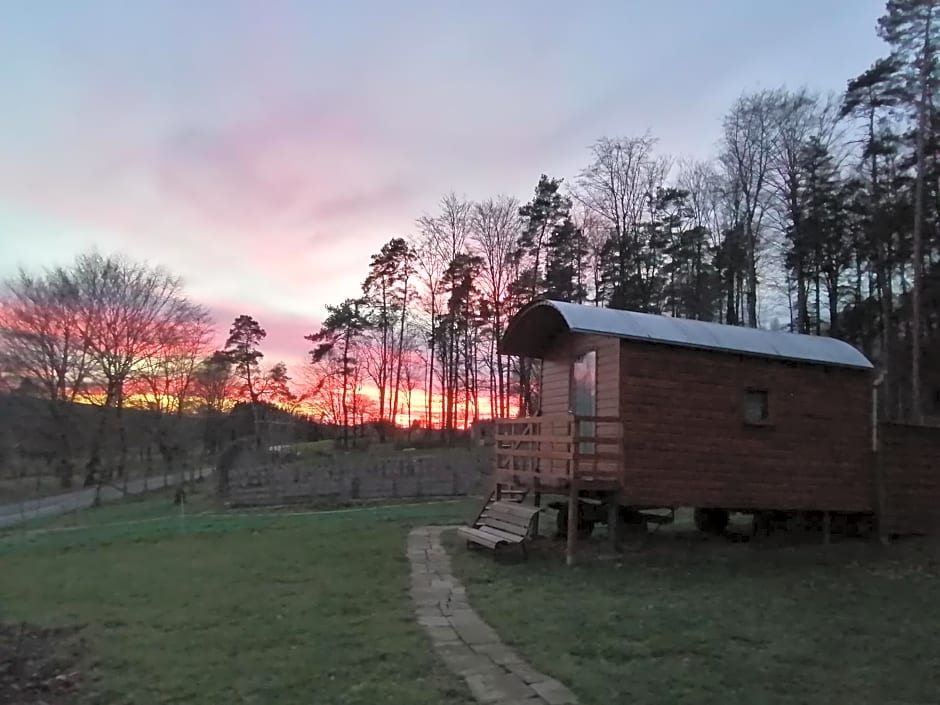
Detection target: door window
<box><xmin>571</xmin><ymin>350</ymin><xmax>597</xmax><ymax>453</ymax></box>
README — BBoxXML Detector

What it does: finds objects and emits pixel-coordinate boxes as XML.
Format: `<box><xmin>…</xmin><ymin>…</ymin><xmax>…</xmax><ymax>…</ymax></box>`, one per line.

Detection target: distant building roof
<box><xmin>500</xmin><ymin>299</ymin><xmax>873</xmax><ymax>370</ymax></box>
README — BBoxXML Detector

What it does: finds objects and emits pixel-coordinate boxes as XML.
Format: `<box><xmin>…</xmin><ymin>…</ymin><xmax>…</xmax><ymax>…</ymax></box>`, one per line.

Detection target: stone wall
<box><xmin>221</xmin><ymin>446</ymin><xmax>491</xmax><ymax>507</ymax></box>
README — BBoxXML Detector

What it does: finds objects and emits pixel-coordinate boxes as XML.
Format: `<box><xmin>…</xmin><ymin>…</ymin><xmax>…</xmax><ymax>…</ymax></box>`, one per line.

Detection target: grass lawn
<box><xmin>447</xmin><ymin>520</ymin><xmax>940</xmax><ymax>705</ymax></box>
<box><xmin>1</xmin><ymin>495</ymin><xmax>479</xmax><ymax>705</ymax></box>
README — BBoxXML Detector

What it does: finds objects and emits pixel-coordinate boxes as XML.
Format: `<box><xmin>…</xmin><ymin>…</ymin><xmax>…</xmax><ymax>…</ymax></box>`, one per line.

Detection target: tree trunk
<box><xmin>827</xmin><ymin>272</ymin><xmax>840</xmax><ymax>338</ymax></box>
<box><xmin>910</xmin><ymin>12</ymin><xmax>932</xmax><ymax>420</ymax></box>
<box><xmin>796</xmin><ymin>259</ymin><xmax>810</xmax><ymax>334</ymax></box>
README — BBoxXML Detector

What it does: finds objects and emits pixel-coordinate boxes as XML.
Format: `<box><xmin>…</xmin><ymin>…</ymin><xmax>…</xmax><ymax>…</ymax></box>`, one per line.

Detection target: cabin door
<box><xmin>571</xmin><ymin>351</ymin><xmax>597</xmax><ymax>454</ymax></box>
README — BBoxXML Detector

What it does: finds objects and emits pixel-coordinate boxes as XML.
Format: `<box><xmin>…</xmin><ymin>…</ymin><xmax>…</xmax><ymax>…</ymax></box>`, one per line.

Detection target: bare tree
<box><xmin>470</xmin><ymin>195</ymin><xmax>520</xmax><ymax>419</ymax></box>
<box><xmin>719</xmin><ymin>90</ymin><xmax>781</xmax><ymax>326</ymax></box>
<box><xmin>571</xmin><ymin>134</ymin><xmax>663</xmax><ymax>310</ymax></box>
<box><xmin>415</xmin><ymin>193</ymin><xmax>473</xmax><ymax>428</ymax></box>
<box><xmin>72</xmin><ymin>252</ymin><xmax>197</xmax><ymax>487</ymax></box>
<box><xmin>134</xmin><ymin>302</ymin><xmax>213</xmax><ymax>484</ymax></box>
<box><xmin>0</xmin><ymin>266</ymin><xmax>92</xmax><ymax>486</ymax></box>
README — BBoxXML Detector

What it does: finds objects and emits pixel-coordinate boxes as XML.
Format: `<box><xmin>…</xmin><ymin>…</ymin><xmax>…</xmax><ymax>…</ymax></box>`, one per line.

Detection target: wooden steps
<box><xmin>470</xmin><ymin>482</ymin><xmax>527</xmax><ymax>528</ymax></box>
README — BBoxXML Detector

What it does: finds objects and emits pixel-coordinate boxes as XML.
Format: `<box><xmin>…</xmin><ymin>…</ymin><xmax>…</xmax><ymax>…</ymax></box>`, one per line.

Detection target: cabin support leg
<box><xmin>533</xmin><ymin>489</ymin><xmax>542</xmax><ymax>536</ymax></box>
<box><xmin>566</xmin><ymin>483</ymin><xmax>579</xmax><ymax>567</ymax></box>
<box><xmin>607</xmin><ymin>494</ymin><xmax>620</xmax><ymax>552</ymax></box>
<box><xmin>823</xmin><ymin>512</ymin><xmax>831</xmax><ymax>545</ymax></box>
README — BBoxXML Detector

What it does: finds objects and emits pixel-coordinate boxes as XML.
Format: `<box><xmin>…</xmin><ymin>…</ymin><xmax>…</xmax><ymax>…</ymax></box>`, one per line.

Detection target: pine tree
<box><xmin>223</xmin><ymin>315</ymin><xmax>266</xmax><ymax>404</ymax></box>
<box><xmin>544</xmin><ymin>217</ymin><xmax>588</xmax><ymax>302</ymax></box>
<box><xmin>306</xmin><ymin>300</ymin><xmax>367</xmax><ymax>447</ymax></box>
<box><xmin>361</xmin><ymin>237</ymin><xmax>415</xmax><ymax>425</ymax></box>
<box><xmin>877</xmin><ymin>0</ymin><xmax>939</xmax><ymax>417</ymax></box>
<box><xmin>517</xmin><ymin>175</ymin><xmax>573</xmax><ymax>298</ymax></box>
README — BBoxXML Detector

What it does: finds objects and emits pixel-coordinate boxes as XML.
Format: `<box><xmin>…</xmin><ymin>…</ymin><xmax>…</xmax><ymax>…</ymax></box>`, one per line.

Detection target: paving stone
<box><xmin>529</xmin><ymin>678</ymin><xmax>579</xmax><ymax>705</ymax></box>
<box><xmin>505</xmin><ymin>660</ymin><xmax>550</xmax><ymax>685</ymax></box>
<box><xmin>441</xmin><ymin>599</ymin><xmax>470</xmax><ymax>615</ymax></box>
<box><xmin>415</xmin><ymin>605</ymin><xmax>444</xmax><ymax>617</ymax></box>
<box><xmin>417</xmin><ymin>614</ymin><xmax>451</xmax><ymax>627</ymax></box>
<box><xmin>471</xmin><ymin>642</ymin><xmax>525</xmax><ymax>666</ymax></box>
<box><xmin>448</xmin><ymin>654</ymin><xmax>502</xmax><ymax>680</ymax></box>
<box><xmin>410</xmin><ymin>587</ymin><xmax>450</xmax><ymax>604</ymax></box>
<box><xmin>453</xmin><ymin>620</ymin><xmax>500</xmax><ymax>646</ymax></box>
<box><xmin>434</xmin><ymin>642</ymin><xmax>477</xmax><ymax>665</ymax></box>
<box><xmin>425</xmin><ymin>625</ymin><xmax>461</xmax><ymax>645</ymax></box>
<box><xmin>465</xmin><ymin>672</ymin><xmax>536</xmax><ymax>704</ymax></box>
<box><xmin>449</xmin><ymin>610</ymin><xmax>493</xmax><ymax>634</ymax></box>
<box><xmin>411</xmin><ymin>576</ymin><xmax>433</xmax><ymax>589</ymax></box>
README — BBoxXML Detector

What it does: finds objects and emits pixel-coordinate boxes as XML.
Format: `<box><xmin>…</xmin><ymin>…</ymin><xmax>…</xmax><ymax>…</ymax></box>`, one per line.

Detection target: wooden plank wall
<box><xmin>880</xmin><ymin>422</ymin><xmax>940</xmax><ymax>534</ymax></box>
<box><xmin>538</xmin><ymin>333</ymin><xmax>620</xmax><ymax>477</ymax></box>
<box><xmin>619</xmin><ymin>341</ymin><xmax>873</xmax><ymax>512</ymax></box>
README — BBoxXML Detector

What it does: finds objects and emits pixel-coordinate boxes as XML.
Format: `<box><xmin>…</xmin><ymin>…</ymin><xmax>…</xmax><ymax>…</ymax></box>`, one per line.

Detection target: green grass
<box><xmin>287</xmin><ymin>439</ymin><xmax>336</xmax><ymax>456</ymax></box>
<box><xmin>447</xmin><ymin>525</ymin><xmax>940</xmax><ymax>705</ymax></box>
<box><xmin>1</xmin><ymin>498</ymin><xmax>479</xmax><ymax>705</ymax></box>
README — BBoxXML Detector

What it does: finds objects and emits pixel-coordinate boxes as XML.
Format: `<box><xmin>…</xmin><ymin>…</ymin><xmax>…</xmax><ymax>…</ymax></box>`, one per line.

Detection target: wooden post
<box><xmin>607</xmin><ymin>493</ymin><xmax>619</xmax><ymax>552</ymax></box>
<box><xmin>872</xmin><ymin>372</ymin><xmax>890</xmax><ymax>546</ymax></box>
<box><xmin>533</xmin><ymin>486</ymin><xmax>542</xmax><ymax>536</ymax></box>
<box><xmin>566</xmin><ymin>482</ymin><xmax>579</xmax><ymax>567</ymax></box>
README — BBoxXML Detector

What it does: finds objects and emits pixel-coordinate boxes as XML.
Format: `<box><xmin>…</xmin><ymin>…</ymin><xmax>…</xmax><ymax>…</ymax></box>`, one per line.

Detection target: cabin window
<box><xmin>571</xmin><ymin>350</ymin><xmax>597</xmax><ymax>452</ymax></box>
<box><xmin>743</xmin><ymin>388</ymin><xmax>770</xmax><ymax>425</ymax></box>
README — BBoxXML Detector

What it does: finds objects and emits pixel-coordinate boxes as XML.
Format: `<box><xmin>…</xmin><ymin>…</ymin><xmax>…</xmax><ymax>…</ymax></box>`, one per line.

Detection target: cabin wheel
<box><xmin>554</xmin><ymin>502</ymin><xmax>595</xmax><ymax>539</ymax></box>
<box><xmin>694</xmin><ymin>508</ymin><xmax>730</xmax><ymax>535</ymax></box>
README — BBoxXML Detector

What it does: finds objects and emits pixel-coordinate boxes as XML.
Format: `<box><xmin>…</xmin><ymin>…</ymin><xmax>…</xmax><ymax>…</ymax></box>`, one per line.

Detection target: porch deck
<box><xmin>493</xmin><ymin>414</ymin><xmax>623</xmax><ymax>491</ymax></box>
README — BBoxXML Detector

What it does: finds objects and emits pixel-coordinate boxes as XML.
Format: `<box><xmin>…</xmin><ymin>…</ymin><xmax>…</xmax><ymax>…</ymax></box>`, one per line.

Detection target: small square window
<box><xmin>744</xmin><ymin>389</ymin><xmax>770</xmax><ymax>425</ymax></box>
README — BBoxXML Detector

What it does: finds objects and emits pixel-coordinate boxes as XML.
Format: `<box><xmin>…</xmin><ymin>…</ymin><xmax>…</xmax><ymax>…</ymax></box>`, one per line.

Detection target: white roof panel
<box><xmin>540</xmin><ymin>300</ymin><xmax>873</xmax><ymax>369</ymax></box>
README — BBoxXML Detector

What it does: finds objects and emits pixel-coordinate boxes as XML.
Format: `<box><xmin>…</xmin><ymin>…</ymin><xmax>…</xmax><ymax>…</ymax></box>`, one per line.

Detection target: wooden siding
<box><xmin>619</xmin><ymin>341</ymin><xmax>873</xmax><ymax>512</ymax></box>
<box><xmin>880</xmin><ymin>422</ymin><xmax>940</xmax><ymax>535</ymax></box>
<box><xmin>538</xmin><ymin>333</ymin><xmax>620</xmax><ymax>478</ymax></box>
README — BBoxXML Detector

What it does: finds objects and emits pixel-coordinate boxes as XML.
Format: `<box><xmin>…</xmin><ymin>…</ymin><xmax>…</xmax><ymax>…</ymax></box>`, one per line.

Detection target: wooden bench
<box><xmin>458</xmin><ymin>501</ymin><xmax>542</xmax><ymax>558</ymax></box>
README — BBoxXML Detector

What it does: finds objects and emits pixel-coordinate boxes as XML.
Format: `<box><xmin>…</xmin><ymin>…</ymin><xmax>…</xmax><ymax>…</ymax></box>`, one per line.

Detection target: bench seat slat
<box><xmin>483</xmin><ymin>507</ymin><xmax>538</xmax><ymax>525</ymax></box>
<box><xmin>458</xmin><ymin>527</ymin><xmax>501</xmax><ymax>548</ymax></box>
<box><xmin>476</xmin><ymin>525</ymin><xmax>526</xmax><ymax>543</ymax></box>
<box><xmin>476</xmin><ymin>516</ymin><xmax>531</xmax><ymax>536</ymax></box>
<box><xmin>489</xmin><ymin>501</ymin><xmax>541</xmax><ymax>519</ymax></box>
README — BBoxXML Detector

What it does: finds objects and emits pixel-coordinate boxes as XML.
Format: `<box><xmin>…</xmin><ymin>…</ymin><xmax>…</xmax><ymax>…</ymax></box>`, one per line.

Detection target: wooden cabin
<box><xmin>492</xmin><ymin>299</ymin><xmax>888</xmax><ymax>559</ymax></box>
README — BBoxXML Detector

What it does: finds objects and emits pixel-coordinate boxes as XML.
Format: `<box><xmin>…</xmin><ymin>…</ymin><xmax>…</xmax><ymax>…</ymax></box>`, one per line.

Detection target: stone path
<box><xmin>407</xmin><ymin>526</ymin><xmax>579</xmax><ymax>705</ymax></box>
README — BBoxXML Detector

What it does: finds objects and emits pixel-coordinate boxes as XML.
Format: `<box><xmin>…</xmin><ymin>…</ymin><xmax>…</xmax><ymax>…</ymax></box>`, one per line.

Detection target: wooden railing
<box><xmin>493</xmin><ymin>413</ymin><xmax>623</xmax><ymax>485</ymax></box>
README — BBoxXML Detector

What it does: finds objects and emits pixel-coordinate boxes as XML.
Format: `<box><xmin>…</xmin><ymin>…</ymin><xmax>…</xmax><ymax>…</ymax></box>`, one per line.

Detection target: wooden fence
<box><xmin>220</xmin><ymin>447</ymin><xmax>490</xmax><ymax>507</ymax></box>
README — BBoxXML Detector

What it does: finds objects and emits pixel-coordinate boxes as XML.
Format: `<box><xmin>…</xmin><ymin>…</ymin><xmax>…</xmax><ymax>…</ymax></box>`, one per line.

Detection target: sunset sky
<box><xmin>0</xmin><ymin>0</ymin><xmax>886</xmax><ymax>368</ymax></box>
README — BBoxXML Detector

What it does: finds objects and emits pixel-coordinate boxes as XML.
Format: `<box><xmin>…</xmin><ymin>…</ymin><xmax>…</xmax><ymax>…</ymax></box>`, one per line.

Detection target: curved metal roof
<box><xmin>501</xmin><ymin>299</ymin><xmax>873</xmax><ymax>370</ymax></box>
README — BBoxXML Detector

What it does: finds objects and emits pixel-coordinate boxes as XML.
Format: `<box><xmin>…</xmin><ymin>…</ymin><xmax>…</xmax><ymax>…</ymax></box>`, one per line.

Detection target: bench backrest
<box><xmin>478</xmin><ymin>501</ymin><xmax>541</xmax><ymax>538</ymax></box>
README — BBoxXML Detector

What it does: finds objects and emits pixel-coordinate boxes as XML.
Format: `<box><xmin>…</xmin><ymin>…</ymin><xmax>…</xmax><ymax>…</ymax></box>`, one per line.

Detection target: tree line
<box><xmin>0</xmin><ymin>253</ymin><xmax>305</xmax><ymax>488</ymax></box>
<box><xmin>306</xmin><ymin>0</ymin><xmax>938</xmax><ymax>427</ymax></box>
<box><xmin>1</xmin><ymin>1</ymin><xmax>937</xmax><ymax>474</ymax></box>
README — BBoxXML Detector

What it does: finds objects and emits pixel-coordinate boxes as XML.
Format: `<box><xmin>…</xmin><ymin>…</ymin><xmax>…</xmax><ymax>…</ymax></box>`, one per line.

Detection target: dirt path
<box><xmin>407</xmin><ymin>526</ymin><xmax>579</xmax><ymax>705</ymax></box>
